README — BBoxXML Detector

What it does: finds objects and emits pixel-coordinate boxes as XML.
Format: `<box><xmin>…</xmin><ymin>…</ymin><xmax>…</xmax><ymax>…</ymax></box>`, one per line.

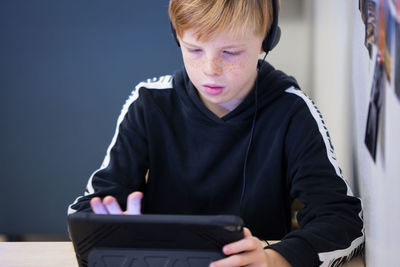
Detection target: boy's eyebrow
<box><xmin>180</xmin><ymin>40</ymin><xmax>246</xmax><ymax>49</ymax></box>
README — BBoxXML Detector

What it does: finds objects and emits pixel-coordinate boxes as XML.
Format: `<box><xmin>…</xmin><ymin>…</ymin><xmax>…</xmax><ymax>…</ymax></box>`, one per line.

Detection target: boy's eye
<box><xmin>223</xmin><ymin>50</ymin><xmax>241</xmax><ymax>56</ymax></box>
<box><xmin>188</xmin><ymin>48</ymin><xmax>202</xmax><ymax>53</ymax></box>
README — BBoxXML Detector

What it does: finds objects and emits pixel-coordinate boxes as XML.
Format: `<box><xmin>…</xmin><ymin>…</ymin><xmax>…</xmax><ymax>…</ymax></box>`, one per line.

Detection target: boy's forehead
<box><xmin>182</xmin><ymin>27</ymin><xmax>260</xmax><ymax>43</ymax></box>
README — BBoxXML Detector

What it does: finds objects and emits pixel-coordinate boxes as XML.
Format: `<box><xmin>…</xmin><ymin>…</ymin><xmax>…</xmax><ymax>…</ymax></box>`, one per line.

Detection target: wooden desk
<box><xmin>0</xmin><ymin>242</ymin><xmax>77</xmax><ymax>267</ymax></box>
<box><xmin>0</xmin><ymin>241</ymin><xmax>365</xmax><ymax>266</ymax></box>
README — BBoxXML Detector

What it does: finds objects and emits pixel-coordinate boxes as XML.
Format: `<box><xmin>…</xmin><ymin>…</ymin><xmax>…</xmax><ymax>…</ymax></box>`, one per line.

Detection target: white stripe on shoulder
<box><xmin>135</xmin><ymin>75</ymin><xmax>173</xmax><ymax>90</ymax></box>
<box><xmin>285</xmin><ymin>86</ymin><xmax>353</xmax><ymax>196</ymax></box>
<box><xmin>67</xmin><ymin>75</ymin><xmax>173</xmax><ymax>215</ymax></box>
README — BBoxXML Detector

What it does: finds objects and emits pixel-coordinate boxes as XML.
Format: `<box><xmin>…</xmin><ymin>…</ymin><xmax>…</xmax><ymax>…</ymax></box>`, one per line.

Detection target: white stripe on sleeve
<box><xmin>285</xmin><ymin>86</ymin><xmax>365</xmax><ymax>267</ymax></box>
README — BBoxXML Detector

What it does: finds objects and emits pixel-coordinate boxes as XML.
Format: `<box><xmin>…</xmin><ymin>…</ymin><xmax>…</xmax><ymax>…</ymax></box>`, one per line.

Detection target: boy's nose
<box><xmin>203</xmin><ymin>57</ymin><xmax>222</xmax><ymax>77</ymax></box>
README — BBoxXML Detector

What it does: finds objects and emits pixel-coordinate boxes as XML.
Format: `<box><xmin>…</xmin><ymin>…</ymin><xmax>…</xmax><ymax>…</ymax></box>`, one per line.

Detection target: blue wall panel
<box><xmin>0</xmin><ymin>0</ymin><xmax>181</xmax><ymax>235</ymax></box>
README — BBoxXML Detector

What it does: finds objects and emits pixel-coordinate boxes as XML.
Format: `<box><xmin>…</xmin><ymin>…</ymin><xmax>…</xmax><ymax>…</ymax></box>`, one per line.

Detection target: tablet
<box><xmin>67</xmin><ymin>213</ymin><xmax>244</xmax><ymax>267</ymax></box>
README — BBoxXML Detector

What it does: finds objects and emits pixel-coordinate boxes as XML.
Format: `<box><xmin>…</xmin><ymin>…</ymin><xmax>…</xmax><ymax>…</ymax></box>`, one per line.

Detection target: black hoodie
<box><xmin>68</xmin><ymin>61</ymin><xmax>364</xmax><ymax>267</ymax></box>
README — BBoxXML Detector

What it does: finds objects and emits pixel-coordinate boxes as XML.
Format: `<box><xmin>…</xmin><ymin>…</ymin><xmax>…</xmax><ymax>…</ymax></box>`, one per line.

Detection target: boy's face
<box><xmin>179</xmin><ymin>28</ymin><xmax>264</xmax><ymax>115</ymax></box>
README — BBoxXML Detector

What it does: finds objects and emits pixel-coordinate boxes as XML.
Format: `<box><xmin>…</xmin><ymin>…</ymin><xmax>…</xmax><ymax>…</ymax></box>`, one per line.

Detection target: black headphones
<box><xmin>170</xmin><ymin>0</ymin><xmax>281</xmax><ymax>55</ymax></box>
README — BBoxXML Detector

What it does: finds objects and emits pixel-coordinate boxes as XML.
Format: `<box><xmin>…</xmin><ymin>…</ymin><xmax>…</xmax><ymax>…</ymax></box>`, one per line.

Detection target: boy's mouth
<box><xmin>203</xmin><ymin>84</ymin><xmax>225</xmax><ymax>96</ymax></box>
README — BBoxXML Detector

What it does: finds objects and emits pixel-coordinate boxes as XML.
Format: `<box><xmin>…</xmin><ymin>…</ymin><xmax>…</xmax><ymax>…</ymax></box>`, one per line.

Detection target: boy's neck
<box><xmin>200</xmin><ymin>97</ymin><xmax>242</xmax><ymax>118</ymax></box>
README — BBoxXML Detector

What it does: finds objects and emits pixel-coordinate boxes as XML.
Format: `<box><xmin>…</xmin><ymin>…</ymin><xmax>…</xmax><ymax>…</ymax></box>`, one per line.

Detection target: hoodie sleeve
<box><xmin>67</xmin><ymin>88</ymin><xmax>149</xmax><ymax>214</ymax></box>
<box><xmin>267</xmin><ymin>88</ymin><xmax>364</xmax><ymax>267</ymax></box>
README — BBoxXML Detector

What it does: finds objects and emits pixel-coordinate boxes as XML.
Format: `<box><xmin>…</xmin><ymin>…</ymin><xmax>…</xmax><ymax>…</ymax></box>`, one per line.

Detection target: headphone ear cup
<box><xmin>262</xmin><ymin>26</ymin><xmax>281</xmax><ymax>53</ymax></box>
<box><xmin>170</xmin><ymin>22</ymin><xmax>180</xmax><ymax>47</ymax></box>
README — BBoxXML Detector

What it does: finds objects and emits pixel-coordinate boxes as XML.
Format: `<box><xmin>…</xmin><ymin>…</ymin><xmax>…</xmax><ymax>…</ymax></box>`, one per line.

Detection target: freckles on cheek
<box><xmin>224</xmin><ymin>61</ymin><xmax>244</xmax><ymax>76</ymax></box>
<box><xmin>182</xmin><ymin>58</ymin><xmax>196</xmax><ymax>73</ymax></box>
<box><xmin>183</xmin><ymin>54</ymin><xmax>201</xmax><ymax>69</ymax></box>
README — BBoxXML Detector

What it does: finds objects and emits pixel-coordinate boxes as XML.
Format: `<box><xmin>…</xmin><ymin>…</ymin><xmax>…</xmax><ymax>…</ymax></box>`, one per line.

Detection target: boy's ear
<box><xmin>259</xmin><ymin>38</ymin><xmax>266</xmax><ymax>54</ymax></box>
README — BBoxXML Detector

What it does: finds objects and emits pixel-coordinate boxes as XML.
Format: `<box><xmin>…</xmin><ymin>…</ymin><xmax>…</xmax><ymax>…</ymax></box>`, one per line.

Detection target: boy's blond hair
<box><xmin>169</xmin><ymin>0</ymin><xmax>279</xmax><ymax>41</ymax></box>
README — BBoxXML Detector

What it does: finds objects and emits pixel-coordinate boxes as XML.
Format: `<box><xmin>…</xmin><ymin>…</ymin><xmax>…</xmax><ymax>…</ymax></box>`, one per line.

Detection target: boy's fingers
<box><xmin>126</xmin><ymin>191</ymin><xmax>143</xmax><ymax>215</ymax></box>
<box><xmin>90</xmin><ymin>197</ymin><xmax>108</xmax><ymax>214</ymax></box>
<box><xmin>223</xmin><ymin>238</ymin><xmax>259</xmax><ymax>255</ymax></box>
<box><xmin>222</xmin><ymin>228</ymin><xmax>256</xmax><ymax>255</ymax></box>
<box><xmin>90</xmin><ymin>193</ymin><xmax>143</xmax><ymax>215</ymax></box>
<box><xmin>243</xmin><ymin>227</ymin><xmax>252</xmax><ymax>237</ymax></box>
<box><xmin>210</xmin><ymin>251</ymin><xmax>258</xmax><ymax>267</ymax></box>
<box><xmin>103</xmin><ymin>196</ymin><xmax>123</xmax><ymax>214</ymax></box>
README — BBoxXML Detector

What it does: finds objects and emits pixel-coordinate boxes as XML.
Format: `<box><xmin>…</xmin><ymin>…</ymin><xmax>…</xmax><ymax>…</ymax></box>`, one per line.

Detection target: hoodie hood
<box><xmin>173</xmin><ymin>60</ymin><xmax>299</xmax><ymax>124</ymax></box>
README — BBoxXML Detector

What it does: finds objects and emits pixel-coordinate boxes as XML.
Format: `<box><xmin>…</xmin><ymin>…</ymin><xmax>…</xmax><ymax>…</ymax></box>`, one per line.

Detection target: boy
<box><xmin>68</xmin><ymin>0</ymin><xmax>364</xmax><ymax>266</ymax></box>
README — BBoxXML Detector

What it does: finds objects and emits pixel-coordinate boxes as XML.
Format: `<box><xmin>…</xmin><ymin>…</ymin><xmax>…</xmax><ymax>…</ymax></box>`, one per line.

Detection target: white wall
<box><xmin>351</xmin><ymin>1</ymin><xmax>400</xmax><ymax>266</ymax></box>
<box><xmin>311</xmin><ymin>0</ymin><xmax>355</xmax><ymax>187</ymax></box>
<box><xmin>268</xmin><ymin>0</ymin><xmax>314</xmax><ymax>96</ymax></box>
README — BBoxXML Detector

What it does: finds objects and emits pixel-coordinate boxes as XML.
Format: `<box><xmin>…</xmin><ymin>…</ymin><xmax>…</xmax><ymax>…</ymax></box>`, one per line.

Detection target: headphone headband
<box><xmin>170</xmin><ymin>0</ymin><xmax>280</xmax><ymax>54</ymax></box>
<box><xmin>262</xmin><ymin>0</ymin><xmax>280</xmax><ymax>54</ymax></box>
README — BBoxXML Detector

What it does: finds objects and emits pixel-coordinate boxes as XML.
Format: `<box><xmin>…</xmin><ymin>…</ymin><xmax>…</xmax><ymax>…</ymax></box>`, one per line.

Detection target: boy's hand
<box><xmin>90</xmin><ymin>191</ymin><xmax>143</xmax><ymax>215</ymax></box>
<box><xmin>209</xmin><ymin>228</ymin><xmax>291</xmax><ymax>267</ymax></box>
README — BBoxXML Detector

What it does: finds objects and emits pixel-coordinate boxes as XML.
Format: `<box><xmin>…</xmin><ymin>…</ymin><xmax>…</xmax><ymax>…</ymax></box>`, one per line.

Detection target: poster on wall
<box><xmin>360</xmin><ymin>0</ymin><xmax>400</xmax><ymax>161</ymax></box>
<box><xmin>360</xmin><ymin>0</ymin><xmax>378</xmax><ymax>58</ymax></box>
<box><xmin>395</xmin><ymin>1</ymin><xmax>400</xmax><ymax>99</ymax></box>
<box><xmin>365</xmin><ymin>59</ymin><xmax>384</xmax><ymax>161</ymax></box>
<box><xmin>379</xmin><ymin>0</ymin><xmax>392</xmax><ymax>82</ymax></box>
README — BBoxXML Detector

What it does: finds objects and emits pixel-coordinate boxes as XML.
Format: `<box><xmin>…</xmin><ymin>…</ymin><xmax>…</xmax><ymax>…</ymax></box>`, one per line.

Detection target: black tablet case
<box><xmin>67</xmin><ymin>213</ymin><xmax>244</xmax><ymax>267</ymax></box>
